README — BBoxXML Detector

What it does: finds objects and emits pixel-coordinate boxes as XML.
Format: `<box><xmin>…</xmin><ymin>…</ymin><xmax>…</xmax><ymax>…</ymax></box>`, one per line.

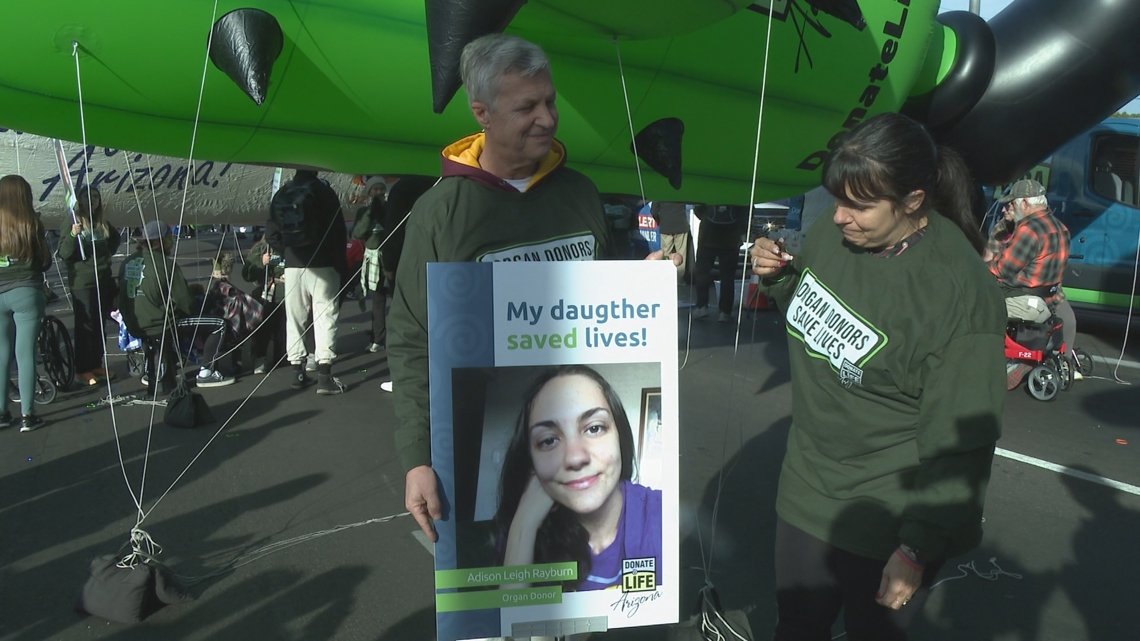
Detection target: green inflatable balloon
<box><xmin>0</xmin><ymin>0</ymin><xmax>946</xmax><ymax>205</ymax></box>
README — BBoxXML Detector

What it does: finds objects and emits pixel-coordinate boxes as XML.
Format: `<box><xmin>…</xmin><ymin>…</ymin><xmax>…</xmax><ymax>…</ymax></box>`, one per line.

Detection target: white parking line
<box><xmin>996</xmin><ymin>447</ymin><xmax>1140</xmax><ymax>496</ymax></box>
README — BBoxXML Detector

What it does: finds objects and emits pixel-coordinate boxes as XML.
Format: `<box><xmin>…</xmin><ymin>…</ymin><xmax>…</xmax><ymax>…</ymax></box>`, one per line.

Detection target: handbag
<box><xmin>163</xmin><ymin>376</ymin><xmax>214</xmax><ymax>428</ymax></box>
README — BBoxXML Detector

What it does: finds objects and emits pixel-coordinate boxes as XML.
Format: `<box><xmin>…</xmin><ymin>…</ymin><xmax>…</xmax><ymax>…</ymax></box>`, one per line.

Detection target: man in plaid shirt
<box><xmin>984</xmin><ymin>179</ymin><xmax>1070</xmax><ymax>322</ymax></box>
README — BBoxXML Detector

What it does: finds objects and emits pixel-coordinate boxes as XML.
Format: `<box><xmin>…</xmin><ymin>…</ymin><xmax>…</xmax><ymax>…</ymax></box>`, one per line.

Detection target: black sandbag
<box><xmin>164</xmin><ymin>376</ymin><xmax>214</xmax><ymax>428</ymax></box>
<box><xmin>77</xmin><ymin>555</ymin><xmax>192</xmax><ymax>624</ymax></box>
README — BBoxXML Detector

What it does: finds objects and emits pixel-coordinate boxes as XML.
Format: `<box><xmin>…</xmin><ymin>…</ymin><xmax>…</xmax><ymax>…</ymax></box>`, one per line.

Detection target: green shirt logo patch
<box><xmin>786</xmin><ymin>269</ymin><xmax>887</xmax><ymax>386</ymax></box>
<box><xmin>477</xmin><ymin>234</ymin><xmax>596</xmax><ymax>263</ymax></box>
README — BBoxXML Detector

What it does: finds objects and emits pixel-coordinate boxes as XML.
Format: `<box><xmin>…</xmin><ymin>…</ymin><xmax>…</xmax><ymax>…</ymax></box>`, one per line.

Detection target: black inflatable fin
<box><xmin>208</xmin><ymin>9</ymin><xmax>283</xmax><ymax>106</ymax></box>
<box><xmin>922</xmin><ymin>0</ymin><xmax>1140</xmax><ymax>184</ymax></box>
<box><xmin>426</xmin><ymin>0</ymin><xmax>527</xmax><ymax>114</ymax></box>
<box><xmin>632</xmin><ymin>118</ymin><xmax>685</xmax><ymax>190</ymax></box>
<box><xmin>902</xmin><ymin>11</ymin><xmax>994</xmax><ymax>131</ymax></box>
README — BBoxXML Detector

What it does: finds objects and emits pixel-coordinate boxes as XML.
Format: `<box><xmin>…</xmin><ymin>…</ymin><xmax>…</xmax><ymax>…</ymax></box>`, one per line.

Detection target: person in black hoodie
<box><xmin>374</xmin><ymin>175</ymin><xmax>437</xmax><ymax>393</ymax></box>
<box><xmin>265</xmin><ymin>169</ymin><xmax>347</xmax><ymax>394</ymax></box>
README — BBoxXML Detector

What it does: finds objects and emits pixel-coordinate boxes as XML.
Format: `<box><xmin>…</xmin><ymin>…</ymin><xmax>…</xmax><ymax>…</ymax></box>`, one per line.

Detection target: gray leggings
<box><xmin>0</xmin><ymin>286</ymin><xmax>46</xmax><ymax>417</ymax></box>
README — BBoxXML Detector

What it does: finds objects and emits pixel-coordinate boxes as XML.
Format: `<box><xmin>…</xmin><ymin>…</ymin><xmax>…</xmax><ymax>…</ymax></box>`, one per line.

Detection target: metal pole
<box><xmin>970</xmin><ymin>0</ymin><xmax>982</xmax><ymax>15</ymax></box>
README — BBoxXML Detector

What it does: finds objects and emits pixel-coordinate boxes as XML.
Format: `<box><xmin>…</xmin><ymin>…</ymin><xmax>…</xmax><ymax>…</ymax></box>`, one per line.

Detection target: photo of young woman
<box><xmin>493</xmin><ymin>364</ymin><xmax>662</xmax><ymax>591</ymax></box>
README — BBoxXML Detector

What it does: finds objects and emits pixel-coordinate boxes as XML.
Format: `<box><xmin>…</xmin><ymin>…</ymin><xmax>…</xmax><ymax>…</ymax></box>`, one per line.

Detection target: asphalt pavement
<box><xmin>1</xmin><ymin>233</ymin><xmax>1137</xmax><ymax>641</ymax></box>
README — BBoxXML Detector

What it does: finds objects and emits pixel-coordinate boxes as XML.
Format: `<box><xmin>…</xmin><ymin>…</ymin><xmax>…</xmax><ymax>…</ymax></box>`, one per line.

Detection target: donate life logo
<box><xmin>621</xmin><ymin>558</ymin><xmax>657</xmax><ymax>593</ymax></box>
<box><xmin>785</xmin><ymin>270</ymin><xmax>885</xmax><ymax>388</ymax></box>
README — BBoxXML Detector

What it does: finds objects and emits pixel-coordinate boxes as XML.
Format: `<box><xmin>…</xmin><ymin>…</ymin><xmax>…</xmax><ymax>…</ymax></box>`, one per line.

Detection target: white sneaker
<box><xmin>197</xmin><ymin>370</ymin><xmax>236</xmax><ymax>388</ymax></box>
<box><xmin>305</xmin><ymin>356</ymin><xmax>317</xmax><ymax>372</ymax></box>
<box><xmin>367</xmin><ymin>342</ymin><xmax>383</xmax><ymax>353</ymax></box>
<box><xmin>380</xmin><ymin>381</ymin><xmax>393</xmax><ymax>393</ymax></box>
<box><xmin>692</xmin><ymin>306</ymin><xmax>710</xmax><ymax>319</ymax></box>
<box><xmin>253</xmin><ymin>363</ymin><xmax>268</xmax><ymax>375</ymax></box>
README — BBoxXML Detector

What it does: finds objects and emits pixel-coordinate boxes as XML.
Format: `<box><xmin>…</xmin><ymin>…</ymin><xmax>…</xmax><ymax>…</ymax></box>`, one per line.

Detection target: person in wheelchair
<box><xmin>984</xmin><ymin>179</ymin><xmax>1070</xmax><ymax>324</ymax></box>
<box><xmin>117</xmin><ymin>221</ymin><xmax>235</xmax><ymax>395</ymax></box>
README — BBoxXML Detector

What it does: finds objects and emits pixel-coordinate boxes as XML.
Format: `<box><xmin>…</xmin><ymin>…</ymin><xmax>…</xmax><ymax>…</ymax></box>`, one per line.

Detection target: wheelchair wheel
<box><xmin>7</xmin><ymin>376</ymin><xmax>56</xmax><ymax>405</ymax></box>
<box><xmin>38</xmin><ymin>315</ymin><xmax>75</xmax><ymax>390</ymax></box>
<box><xmin>1026</xmin><ymin>365</ymin><xmax>1059</xmax><ymax>401</ymax></box>
<box><xmin>34</xmin><ymin>375</ymin><xmax>57</xmax><ymax>405</ymax></box>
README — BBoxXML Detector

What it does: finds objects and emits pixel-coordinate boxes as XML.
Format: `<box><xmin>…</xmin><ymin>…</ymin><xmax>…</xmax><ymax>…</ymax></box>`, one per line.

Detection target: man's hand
<box><xmin>644</xmin><ymin>249</ymin><xmax>684</xmax><ymax>266</ymax></box>
<box><xmin>875</xmin><ymin>547</ymin><xmax>924</xmax><ymax>610</ymax></box>
<box><xmin>405</xmin><ymin>465</ymin><xmax>441</xmax><ymax>542</ymax></box>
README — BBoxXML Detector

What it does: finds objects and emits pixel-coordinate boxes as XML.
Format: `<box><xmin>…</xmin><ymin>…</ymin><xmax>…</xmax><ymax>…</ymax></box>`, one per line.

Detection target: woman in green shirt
<box><xmin>0</xmin><ymin>174</ymin><xmax>50</xmax><ymax>431</ymax></box>
<box><xmin>750</xmin><ymin>114</ymin><xmax>1005</xmax><ymax>641</ymax></box>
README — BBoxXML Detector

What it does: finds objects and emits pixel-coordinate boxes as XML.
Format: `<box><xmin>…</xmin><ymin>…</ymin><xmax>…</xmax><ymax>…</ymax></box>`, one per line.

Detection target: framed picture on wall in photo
<box><xmin>638</xmin><ymin>387</ymin><xmax>662</xmax><ymax>457</ymax></box>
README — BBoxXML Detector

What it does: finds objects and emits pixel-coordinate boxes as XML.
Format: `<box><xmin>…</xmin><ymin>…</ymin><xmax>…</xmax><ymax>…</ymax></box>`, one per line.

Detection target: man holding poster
<box><xmin>388</xmin><ymin>33</ymin><xmax>680</xmax><ymax>640</ymax></box>
<box><xmin>389</xmin><ymin>33</ymin><xmax>612</xmax><ymax>542</ymax></box>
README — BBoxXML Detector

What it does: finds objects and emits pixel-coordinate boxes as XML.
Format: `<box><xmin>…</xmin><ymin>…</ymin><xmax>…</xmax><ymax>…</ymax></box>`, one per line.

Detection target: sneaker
<box><xmin>253</xmin><ymin>363</ymin><xmax>269</xmax><ymax>375</ymax></box>
<box><xmin>19</xmin><ymin>415</ymin><xmax>44</xmax><ymax>433</ymax></box>
<box><xmin>0</xmin><ymin>411</ymin><xmax>12</xmax><ymax>429</ymax></box>
<box><xmin>305</xmin><ymin>356</ymin><xmax>317</xmax><ymax>372</ymax></box>
<box><xmin>140</xmin><ymin>374</ymin><xmax>150</xmax><ymax>387</ymax></box>
<box><xmin>291</xmin><ymin>365</ymin><xmax>312</xmax><ymax>389</ymax></box>
<box><xmin>196</xmin><ymin>370</ymin><xmax>235</xmax><ymax>388</ymax></box>
<box><xmin>91</xmin><ymin>367</ymin><xmax>117</xmax><ymax>381</ymax></box>
<box><xmin>717</xmin><ymin>312</ymin><xmax>731</xmax><ymax>323</ymax></box>
<box><xmin>692</xmin><ymin>306</ymin><xmax>710</xmax><ymax>319</ymax></box>
<box><xmin>78</xmin><ymin>371</ymin><xmax>99</xmax><ymax>386</ymax></box>
<box><xmin>380</xmin><ymin>381</ymin><xmax>393</xmax><ymax>393</ymax></box>
<box><xmin>316</xmin><ymin>375</ymin><xmax>347</xmax><ymax>395</ymax></box>
<box><xmin>367</xmin><ymin>342</ymin><xmax>383</xmax><ymax>353</ymax></box>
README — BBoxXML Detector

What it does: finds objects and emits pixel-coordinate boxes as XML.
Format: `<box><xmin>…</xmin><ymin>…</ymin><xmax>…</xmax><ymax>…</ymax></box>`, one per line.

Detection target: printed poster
<box><xmin>427</xmin><ymin>261</ymin><xmax>679</xmax><ymax>641</ymax></box>
<box><xmin>637</xmin><ymin>202</ymin><xmax>661</xmax><ymax>253</ymax></box>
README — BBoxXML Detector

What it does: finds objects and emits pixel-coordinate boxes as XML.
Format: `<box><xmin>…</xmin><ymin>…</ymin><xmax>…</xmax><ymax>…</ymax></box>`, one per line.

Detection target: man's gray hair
<box><xmin>1011</xmin><ymin>194</ymin><xmax>1049</xmax><ymax>221</ymax></box>
<box><xmin>460</xmin><ymin>33</ymin><xmax>550</xmax><ymax>109</ymax></box>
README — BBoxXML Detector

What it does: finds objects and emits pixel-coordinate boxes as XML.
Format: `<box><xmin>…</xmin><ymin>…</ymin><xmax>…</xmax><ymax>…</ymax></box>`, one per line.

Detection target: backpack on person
<box><xmin>270</xmin><ymin>179</ymin><xmax>325</xmax><ymax>248</ymax></box>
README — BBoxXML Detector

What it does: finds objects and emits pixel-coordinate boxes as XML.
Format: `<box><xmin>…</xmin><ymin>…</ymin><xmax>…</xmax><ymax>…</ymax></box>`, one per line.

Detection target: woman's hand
<box><xmin>71</xmin><ymin>223</ymin><xmax>82</xmax><ymax>237</ymax></box>
<box><xmin>514</xmin><ymin>474</ymin><xmax>556</xmax><ymax>531</ymax></box>
<box><xmin>749</xmin><ymin>238</ymin><xmax>793</xmax><ymax>278</ymax></box>
<box><xmin>875</xmin><ymin>547</ymin><xmax>924</xmax><ymax>610</ymax></box>
<box><xmin>502</xmin><ymin>475</ymin><xmax>556</xmax><ymax>572</ymax></box>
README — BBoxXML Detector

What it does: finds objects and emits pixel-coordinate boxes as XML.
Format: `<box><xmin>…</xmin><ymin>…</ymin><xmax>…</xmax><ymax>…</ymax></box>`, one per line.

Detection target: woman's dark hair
<box><xmin>494</xmin><ymin>365</ymin><xmax>636</xmax><ymax>589</ymax></box>
<box><xmin>74</xmin><ymin>185</ymin><xmax>111</xmax><ymax>237</ymax></box>
<box><xmin>821</xmin><ymin>112</ymin><xmax>985</xmax><ymax>254</ymax></box>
